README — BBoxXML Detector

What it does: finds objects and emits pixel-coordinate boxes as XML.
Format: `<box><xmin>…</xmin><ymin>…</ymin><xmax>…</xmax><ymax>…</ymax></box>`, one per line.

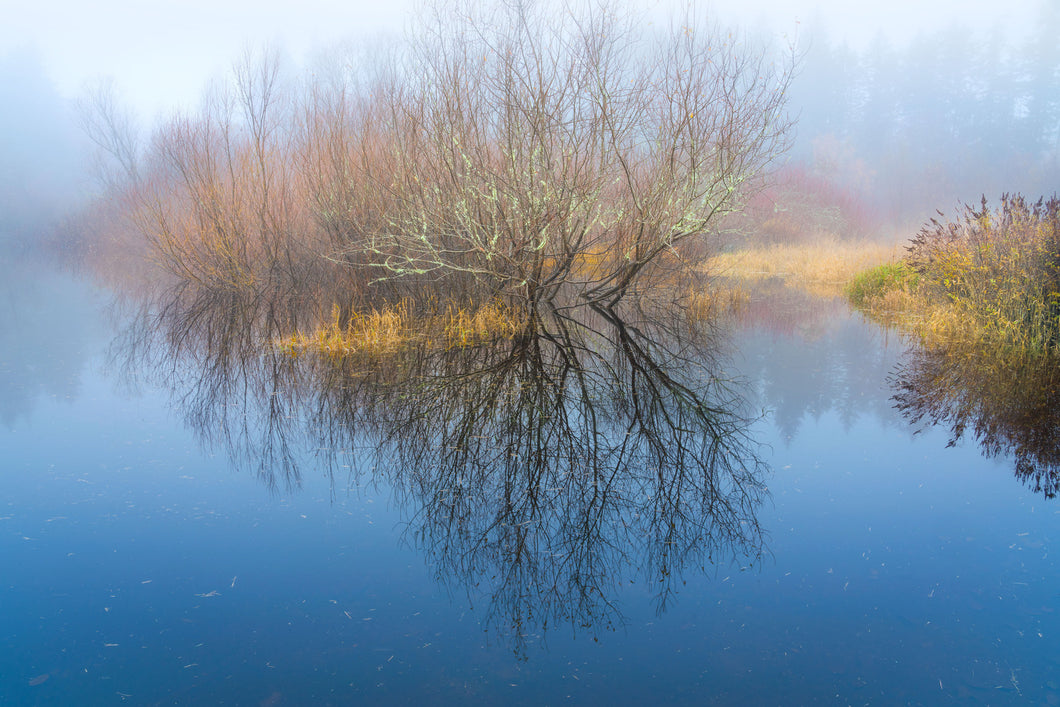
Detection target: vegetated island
<box><xmin>78</xmin><ymin>0</ymin><xmax>795</xmax><ymax>357</ymax></box>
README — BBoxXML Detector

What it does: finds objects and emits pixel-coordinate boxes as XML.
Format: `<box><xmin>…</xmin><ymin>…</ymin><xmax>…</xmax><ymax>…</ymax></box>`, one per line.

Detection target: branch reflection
<box><xmin>892</xmin><ymin>343</ymin><xmax>1060</xmax><ymax>498</ymax></box>
<box><xmin>113</xmin><ymin>286</ymin><xmax>768</xmax><ymax>652</ymax></box>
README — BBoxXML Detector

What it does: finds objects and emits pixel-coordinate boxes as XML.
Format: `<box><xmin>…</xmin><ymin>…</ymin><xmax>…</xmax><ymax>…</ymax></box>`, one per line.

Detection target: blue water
<box><xmin>3</xmin><ymin>264</ymin><xmax>1059</xmax><ymax>705</ymax></box>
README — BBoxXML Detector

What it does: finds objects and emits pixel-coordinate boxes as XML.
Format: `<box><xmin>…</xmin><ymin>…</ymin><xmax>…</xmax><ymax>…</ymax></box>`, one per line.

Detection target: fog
<box><xmin>787</xmin><ymin>1</ymin><xmax>1060</xmax><ymax>226</ymax></box>
<box><xmin>1</xmin><ymin>0</ymin><xmax>1057</xmax><ymax>251</ymax></box>
<box><xmin>0</xmin><ymin>50</ymin><xmax>85</xmax><ymax>251</ymax></box>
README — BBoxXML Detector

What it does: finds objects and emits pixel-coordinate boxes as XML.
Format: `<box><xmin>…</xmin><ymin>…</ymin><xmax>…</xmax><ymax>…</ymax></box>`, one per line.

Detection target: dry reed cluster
<box><xmin>850</xmin><ymin>194</ymin><xmax>1060</xmax><ymax>353</ymax></box>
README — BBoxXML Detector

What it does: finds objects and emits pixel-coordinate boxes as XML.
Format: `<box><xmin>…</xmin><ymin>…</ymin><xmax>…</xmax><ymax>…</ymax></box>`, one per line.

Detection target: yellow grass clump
<box><xmin>686</xmin><ymin>285</ymin><xmax>750</xmax><ymax>320</ymax></box>
<box><xmin>275</xmin><ymin>300</ymin><xmax>528</xmax><ymax>358</ymax></box>
<box><xmin>441</xmin><ymin>300</ymin><xmax>528</xmax><ymax>349</ymax></box>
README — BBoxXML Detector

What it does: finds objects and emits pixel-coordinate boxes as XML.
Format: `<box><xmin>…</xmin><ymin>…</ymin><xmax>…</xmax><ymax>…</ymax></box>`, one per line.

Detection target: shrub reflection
<box><xmin>113</xmin><ymin>287</ymin><xmax>767</xmax><ymax>651</ymax></box>
<box><xmin>892</xmin><ymin>344</ymin><xmax>1060</xmax><ymax>498</ymax></box>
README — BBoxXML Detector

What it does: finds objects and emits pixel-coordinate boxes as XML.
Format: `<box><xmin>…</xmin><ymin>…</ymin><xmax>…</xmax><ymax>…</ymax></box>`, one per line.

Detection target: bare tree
<box><xmin>77</xmin><ymin>78</ymin><xmax>141</xmax><ymax>188</ymax></box>
<box><xmin>327</xmin><ymin>0</ymin><xmax>795</xmax><ymax>309</ymax></box>
<box><xmin>128</xmin><ymin>45</ymin><xmax>341</xmax><ymax>303</ymax></box>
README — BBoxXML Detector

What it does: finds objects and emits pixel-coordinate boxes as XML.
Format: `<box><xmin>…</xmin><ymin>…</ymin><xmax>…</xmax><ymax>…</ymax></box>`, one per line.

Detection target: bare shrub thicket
<box><xmin>137</xmin><ymin>50</ymin><xmax>336</xmax><ymax>301</ymax></box>
<box><xmin>88</xmin><ymin>0</ymin><xmax>793</xmax><ymax>331</ymax></box>
<box><xmin>730</xmin><ymin>163</ymin><xmax>877</xmax><ymax>245</ymax></box>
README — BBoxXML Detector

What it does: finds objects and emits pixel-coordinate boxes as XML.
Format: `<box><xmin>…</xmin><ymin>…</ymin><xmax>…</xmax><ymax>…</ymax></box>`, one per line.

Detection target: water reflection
<box><xmin>892</xmin><ymin>343</ymin><xmax>1060</xmax><ymax>498</ymax></box>
<box><xmin>731</xmin><ymin>283</ymin><xmax>905</xmax><ymax>438</ymax></box>
<box><xmin>0</xmin><ymin>253</ymin><xmax>104</xmax><ymax>428</ymax></box>
<box><xmin>112</xmin><ymin>286</ymin><xmax>767</xmax><ymax>650</ymax></box>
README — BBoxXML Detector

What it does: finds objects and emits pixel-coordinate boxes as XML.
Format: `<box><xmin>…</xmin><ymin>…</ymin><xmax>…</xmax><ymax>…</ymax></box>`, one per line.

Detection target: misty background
<box><xmin>1</xmin><ymin>0</ymin><xmax>1058</xmax><ymax>251</ymax></box>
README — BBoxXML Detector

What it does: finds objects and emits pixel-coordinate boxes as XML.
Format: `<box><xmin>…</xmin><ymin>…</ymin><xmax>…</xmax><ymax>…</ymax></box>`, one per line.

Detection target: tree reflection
<box><xmin>112</xmin><ymin>286</ymin><xmax>767</xmax><ymax>652</ymax></box>
<box><xmin>892</xmin><ymin>344</ymin><xmax>1060</xmax><ymax>498</ymax></box>
<box><xmin>110</xmin><ymin>284</ymin><xmax>313</xmax><ymax>490</ymax></box>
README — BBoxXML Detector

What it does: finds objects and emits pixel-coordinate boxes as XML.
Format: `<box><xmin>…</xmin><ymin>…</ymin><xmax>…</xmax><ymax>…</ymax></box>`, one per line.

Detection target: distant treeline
<box><xmin>789</xmin><ymin>3</ymin><xmax>1060</xmax><ymax>227</ymax></box>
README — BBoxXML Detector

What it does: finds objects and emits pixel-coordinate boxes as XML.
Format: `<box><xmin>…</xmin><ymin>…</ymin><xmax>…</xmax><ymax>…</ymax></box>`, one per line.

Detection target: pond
<box><xmin>3</xmin><ymin>256</ymin><xmax>1059</xmax><ymax>705</ymax></box>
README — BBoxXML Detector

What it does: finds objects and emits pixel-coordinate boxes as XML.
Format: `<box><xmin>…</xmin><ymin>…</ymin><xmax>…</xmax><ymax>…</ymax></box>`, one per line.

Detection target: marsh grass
<box><xmin>276</xmin><ymin>300</ymin><xmax>528</xmax><ymax>358</ymax></box>
<box><xmin>706</xmin><ymin>238</ymin><xmax>902</xmax><ymax>298</ymax></box>
<box><xmin>441</xmin><ymin>301</ymin><xmax>529</xmax><ymax>349</ymax></box>
<box><xmin>687</xmin><ymin>285</ymin><xmax>749</xmax><ymax>321</ymax></box>
<box><xmin>909</xmin><ymin>195</ymin><xmax>1060</xmax><ymax>353</ymax></box>
<box><xmin>846</xmin><ymin>261</ymin><xmax>921</xmax><ymax>320</ymax></box>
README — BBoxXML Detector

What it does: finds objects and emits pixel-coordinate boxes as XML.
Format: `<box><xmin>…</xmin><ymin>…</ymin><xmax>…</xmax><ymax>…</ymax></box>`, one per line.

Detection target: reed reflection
<box><xmin>892</xmin><ymin>343</ymin><xmax>1060</xmax><ymax>498</ymax></box>
<box><xmin>113</xmin><ymin>285</ymin><xmax>767</xmax><ymax>650</ymax></box>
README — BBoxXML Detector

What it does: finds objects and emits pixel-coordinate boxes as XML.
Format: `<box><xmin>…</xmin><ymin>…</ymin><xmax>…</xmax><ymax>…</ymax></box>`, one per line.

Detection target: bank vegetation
<box><xmin>849</xmin><ymin>194</ymin><xmax>1060</xmax><ymax>355</ymax></box>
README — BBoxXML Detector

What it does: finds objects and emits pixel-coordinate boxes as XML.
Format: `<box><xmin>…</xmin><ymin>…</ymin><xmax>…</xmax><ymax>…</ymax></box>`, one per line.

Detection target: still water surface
<box><xmin>3</xmin><ymin>261</ymin><xmax>1059</xmax><ymax>705</ymax></box>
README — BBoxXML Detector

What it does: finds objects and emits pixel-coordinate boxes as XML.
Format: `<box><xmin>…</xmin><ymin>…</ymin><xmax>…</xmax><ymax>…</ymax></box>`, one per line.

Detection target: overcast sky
<box><xmin>0</xmin><ymin>0</ymin><xmax>1039</xmax><ymax>120</ymax></box>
